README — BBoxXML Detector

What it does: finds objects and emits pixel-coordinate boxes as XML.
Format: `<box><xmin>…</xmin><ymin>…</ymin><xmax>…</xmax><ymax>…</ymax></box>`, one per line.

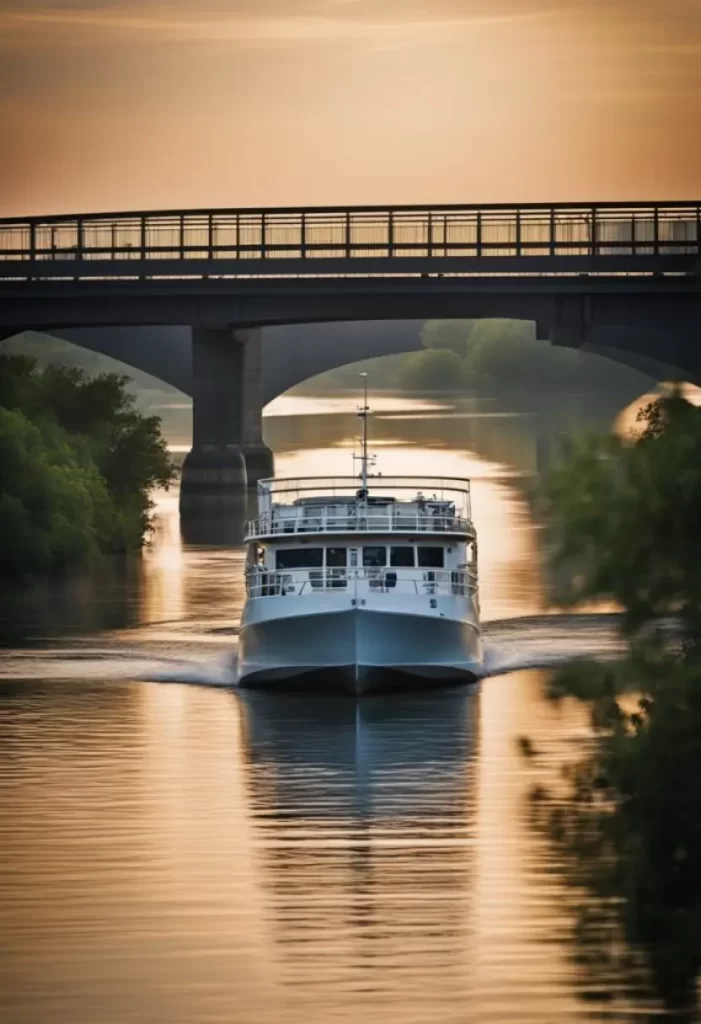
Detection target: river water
<box><xmin>0</xmin><ymin>393</ymin><xmax>663</xmax><ymax>1024</ymax></box>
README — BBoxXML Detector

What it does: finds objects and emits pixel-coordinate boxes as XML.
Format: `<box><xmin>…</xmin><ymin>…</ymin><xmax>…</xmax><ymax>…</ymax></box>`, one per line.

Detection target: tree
<box><xmin>36</xmin><ymin>367</ymin><xmax>175</xmax><ymax>549</ymax></box>
<box><xmin>464</xmin><ymin>321</ymin><xmax>581</xmax><ymax>392</ymax></box>
<box><xmin>396</xmin><ymin>348</ymin><xmax>465</xmax><ymax>391</ymax></box>
<box><xmin>530</xmin><ymin>391</ymin><xmax>701</xmax><ymax>1014</ymax></box>
<box><xmin>542</xmin><ymin>392</ymin><xmax>701</xmax><ymax>639</ymax></box>
<box><xmin>0</xmin><ymin>355</ymin><xmax>175</xmax><ymax>576</ymax></box>
<box><xmin>0</xmin><ymin>409</ymin><xmax>116</xmax><ymax>577</ymax></box>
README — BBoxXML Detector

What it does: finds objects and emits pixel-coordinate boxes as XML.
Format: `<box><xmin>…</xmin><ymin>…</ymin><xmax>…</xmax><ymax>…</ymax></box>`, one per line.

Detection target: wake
<box><xmin>0</xmin><ymin>614</ymin><xmax>623</xmax><ymax>689</ymax></box>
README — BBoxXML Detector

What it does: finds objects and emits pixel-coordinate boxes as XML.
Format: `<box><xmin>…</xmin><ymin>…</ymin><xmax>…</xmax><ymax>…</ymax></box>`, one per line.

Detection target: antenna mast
<box><xmin>358</xmin><ymin>372</ymin><xmax>369</xmax><ymax>497</ymax></box>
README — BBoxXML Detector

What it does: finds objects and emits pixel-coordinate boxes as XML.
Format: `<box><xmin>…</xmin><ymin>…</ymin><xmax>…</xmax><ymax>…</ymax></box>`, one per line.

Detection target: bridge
<box><xmin>1</xmin><ymin>200</ymin><xmax>700</xmax><ymax>532</ymax></box>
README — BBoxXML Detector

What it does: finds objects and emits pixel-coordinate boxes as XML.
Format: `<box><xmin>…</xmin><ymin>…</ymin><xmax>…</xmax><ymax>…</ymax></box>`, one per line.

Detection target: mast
<box><xmin>358</xmin><ymin>372</ymin><xmax>369</xmax><ymax>497</ymax></box>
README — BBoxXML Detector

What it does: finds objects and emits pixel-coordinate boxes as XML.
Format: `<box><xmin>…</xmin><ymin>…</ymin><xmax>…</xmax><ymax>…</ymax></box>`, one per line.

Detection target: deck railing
<box><xmin>246</xmin><ymin>567</ymin><xmax>478</xmax><ymax>599</ymax></box>
<box><xmin>245</xmin><ymin>511</ymin><xmax>472</xmax><ymax>540</ymax></box>
<box><xmin>1</xmin><ymin>202</ymin><xmax>699</xmax><ymax>268</ymax></box>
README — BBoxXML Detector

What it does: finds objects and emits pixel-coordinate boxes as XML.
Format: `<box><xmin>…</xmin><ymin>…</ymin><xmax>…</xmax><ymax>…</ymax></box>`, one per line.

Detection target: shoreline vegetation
<box><xmin>527</xmin><ymin>391</ymin><xmax>701</xmax><ymax>1016</ymax></box>
<box><xmin>0</xmin><ymin>355</ymin><xmax>175</xmax><ymax>580</ymax></box>
<box><xmin>299</xmin><ymin>319</ymin><xmax>655</xmax><ymax>397</ymax></box>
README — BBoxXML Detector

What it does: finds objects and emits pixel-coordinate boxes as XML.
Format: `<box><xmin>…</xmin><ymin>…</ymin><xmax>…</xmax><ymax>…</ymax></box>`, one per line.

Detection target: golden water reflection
<box><xmin>0</xmin><ymin>393</ymin><xmax>637</xmax><ymax>1023</ymax></box>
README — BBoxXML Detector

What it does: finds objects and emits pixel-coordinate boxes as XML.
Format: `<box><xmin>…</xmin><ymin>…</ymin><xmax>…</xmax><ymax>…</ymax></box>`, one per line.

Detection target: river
<box><xmin>0</xmin><ymin>392</ymin><xmax>665</xmax><ymax>1024</ymax></box>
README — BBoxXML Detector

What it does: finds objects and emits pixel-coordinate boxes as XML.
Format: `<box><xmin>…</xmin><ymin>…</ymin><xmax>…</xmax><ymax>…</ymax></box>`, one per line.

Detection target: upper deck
<box><xmin>245</xmin><ymin>476</ymin><xmax>473</xmax><ymax>542</ymax></box>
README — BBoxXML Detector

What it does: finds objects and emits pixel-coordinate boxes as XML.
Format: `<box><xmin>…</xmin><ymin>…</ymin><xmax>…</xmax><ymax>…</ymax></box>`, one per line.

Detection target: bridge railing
<box><xmin>0</xmin><ymin>202</ymin><xmax>699</xmax><ymax>270</ymax></box>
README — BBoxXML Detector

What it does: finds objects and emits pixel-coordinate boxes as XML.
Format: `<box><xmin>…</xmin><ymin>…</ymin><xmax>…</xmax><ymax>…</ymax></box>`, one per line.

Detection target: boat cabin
<box><xmin>245</xmin><ymin>477</ymin><xmax>477</xmax><ymax>599</ymax></box>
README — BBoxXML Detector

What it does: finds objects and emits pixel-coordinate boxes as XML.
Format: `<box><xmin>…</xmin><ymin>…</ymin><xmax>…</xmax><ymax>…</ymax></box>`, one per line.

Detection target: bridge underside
<box><xmin>4</xmin><ymin>274</ymin><xmax>700</xmax><ymax>392</ymax></box>
<box><xmin>3</xmin><ymin>277</ymin><xmax>700</xmax><ymax>539</ymax></box>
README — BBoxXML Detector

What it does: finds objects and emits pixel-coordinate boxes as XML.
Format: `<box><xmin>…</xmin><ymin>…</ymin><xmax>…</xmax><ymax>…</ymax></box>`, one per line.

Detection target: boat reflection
<box><xmin>235</xmin><ymin>691</ymin><xmax>478</xmax><ymax>1008</ymax></box>
<box><xmin>238</xmin><ymin>689</ymin><xmax>478</xmax><ymax>820</ymax></box>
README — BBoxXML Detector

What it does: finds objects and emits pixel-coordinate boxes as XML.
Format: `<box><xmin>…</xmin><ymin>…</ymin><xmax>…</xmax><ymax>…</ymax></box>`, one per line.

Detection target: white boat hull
<box><xmin>238</xmin><ymin>606</ymin><xmax>481</xmax><ymax>695</ymax></box>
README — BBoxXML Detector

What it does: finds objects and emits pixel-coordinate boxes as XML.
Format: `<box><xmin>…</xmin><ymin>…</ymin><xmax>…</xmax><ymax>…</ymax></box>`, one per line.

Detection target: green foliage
<box><xmin>0</xmin><ymin>408</ymin><xmax>115</xmax><ymax>577</ymax></box>
<box><xmin>541</xmin><ymin>393</ymin><xmax>701</xmax><ymax>639</ymax></box>
<box><xmin>412</xmin><ymin>319</ymin><xmax>650</xmax><ymax>395</ymax></box>
<box><xmin>465</xmin><ymin>322</ymin><xmax>577</xmax><ymax>392</ymax></box>
<box><xmin>0</xmin><ymin>354</ymin><xmax>175</xmax><ymax>578</ymax></box>
<box><xmin>298</xmin><ymin>318</ymin><xmax>652</xmax><ymax>397</ymax></box>
<box><xmin>532</xmin><ymin>391</ymin><xmax>701</xmax><ymax>1013</ymax></box>
<box><xmin>397</xmin><ymin>348</ymin><xmax>465</xmax><ymax>391</ymax></box>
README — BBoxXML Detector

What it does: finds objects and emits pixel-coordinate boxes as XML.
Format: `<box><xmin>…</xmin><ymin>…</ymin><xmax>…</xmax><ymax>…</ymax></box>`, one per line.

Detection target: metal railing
<box><xmin>0</xmin><ymin>201</ymin><xmax>698</xmax><ymax>279</ymax></box>
<box><xmin>255</xmin><ymin>476</ymin><xmax>472</xmax><ymax>522</ymax></box>
<box><xmin>245</xmin><ymin>512</ymin><xmax>472</xmax><ymax>540</ymax></box>
<box><xmin>246</xmin><ymin>567</ymin><xmax>478</xmax><ymax>599</ymax></box>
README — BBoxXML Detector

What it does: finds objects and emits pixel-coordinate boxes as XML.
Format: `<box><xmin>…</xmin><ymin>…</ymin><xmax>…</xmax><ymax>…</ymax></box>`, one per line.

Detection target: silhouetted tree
<box><xmin>531</xmin><ymin>391</ymin><xmax>701</xmax><ymax>1015</ymax></box>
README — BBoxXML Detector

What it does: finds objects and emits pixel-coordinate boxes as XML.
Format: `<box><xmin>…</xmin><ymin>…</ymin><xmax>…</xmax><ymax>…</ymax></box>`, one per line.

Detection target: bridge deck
<box><xmin>0</xmin><ymin>201</ymin><xmax>698</xmax><ymax>280</ymax></box>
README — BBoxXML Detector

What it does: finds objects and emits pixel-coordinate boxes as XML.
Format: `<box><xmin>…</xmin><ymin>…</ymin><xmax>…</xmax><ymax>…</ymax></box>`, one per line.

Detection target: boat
<box><xmin>237</xmin><ymin>379</ymin><xmax>482</xmax><ymax>694</ymax></box>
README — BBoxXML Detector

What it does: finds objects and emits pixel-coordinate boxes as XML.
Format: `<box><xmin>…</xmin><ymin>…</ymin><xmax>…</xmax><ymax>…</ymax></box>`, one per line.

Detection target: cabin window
<box><xmin>363</xmin><ymin>546</ymin><xmax>387</xmax><ymax>567</ymax></box>
<box><xmin>276</xmin><ymin>548</ymin><xmax>323</xmax><ymax>570</ymax></box>
<box><xmin>390</xmin><ymin>546</ymin><xmax>415</xmax><ymax>568</ymax></box>
<box><xmin>417</xmin><ymin>546</ymin><xmax>444</xmax><ymax>569</ymax></box>
<box><xmin>326</xmin><ymin>548</ymin><xmax>347</xmax><ymax>568</ymax></box>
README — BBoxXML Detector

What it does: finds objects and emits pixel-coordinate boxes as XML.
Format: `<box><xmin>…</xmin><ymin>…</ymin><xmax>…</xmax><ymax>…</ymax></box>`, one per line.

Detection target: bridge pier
<box><xmin>550</xmin><ymin>294</ymin><xmax>590</xmax><ymax>349</ymax></box>
<box><xmin>240</xmin><ymin>327</ymin><xmax>275</xmax><ymax>486</ymax></box>
<box><xmin>180</xmin><ymin>326</ymin><xmax>272</xmax><ymax>541</ymax></box>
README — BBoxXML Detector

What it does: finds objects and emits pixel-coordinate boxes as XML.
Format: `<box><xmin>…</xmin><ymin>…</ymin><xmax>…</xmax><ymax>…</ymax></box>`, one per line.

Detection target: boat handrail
<box><xmin>257</xmin><ymin>475</ymin><xmax>471</xmax><ymax>499</ymax></box>
<box><xmin>245</xmin><ymin>512</ymin><xmax>473</xmax><ymax>541</ymax></box>
<box><xmin>246</xmin><ymin>566</ymin><xmax>478</xmax><ymax>599</ymax></box>
<box><xmin>256</xmin><ymin>475</ymin><xmax>470</xmax><ymax>516</ymax></box>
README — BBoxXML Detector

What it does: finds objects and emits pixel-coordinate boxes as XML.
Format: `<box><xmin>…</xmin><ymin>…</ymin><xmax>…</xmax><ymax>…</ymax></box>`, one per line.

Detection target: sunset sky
<box><xmin>2</xmin><ymin>0</ymin><xmax>700</xmax><ymax>216</ymax></box>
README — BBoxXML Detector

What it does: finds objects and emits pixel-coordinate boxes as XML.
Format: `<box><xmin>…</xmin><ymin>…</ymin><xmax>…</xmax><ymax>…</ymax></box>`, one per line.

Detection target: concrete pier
<box><xmin>179</xmin><ymin>326</ymin><xmax>274</xmax><ymax>542</ymax></box>
<box><xmin>240</xmin><ymin>327</ymin><xmax>275</xmax><ymax>487</ymax></box>
<box><xmin>180</xmin><ymin>327</ymin><xmax>248</xmax><ymax>542</ymax></box>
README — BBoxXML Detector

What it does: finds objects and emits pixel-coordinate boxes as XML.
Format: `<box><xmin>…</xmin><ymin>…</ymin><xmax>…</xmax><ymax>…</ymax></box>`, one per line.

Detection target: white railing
<box><xmin>245</xmin><ymin>512</ymin><xmax>472</xmax><ymax>540</ymax></box>
<box><xmin>256</xmin><ymin>476</ymin><xmax>472</xmax><ymax>520</ymax></box>
<box><xmin>246</xmin><ymin>567</ymin><xmax>478</xmax><ymax>599</ymax></box>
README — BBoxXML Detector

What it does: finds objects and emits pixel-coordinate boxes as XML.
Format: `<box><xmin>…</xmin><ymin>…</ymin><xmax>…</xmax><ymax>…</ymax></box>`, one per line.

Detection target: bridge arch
<box><xmin>13</xmin><ymin>316</ymin><xmax>694</xmax><ymax>410</ymax></box>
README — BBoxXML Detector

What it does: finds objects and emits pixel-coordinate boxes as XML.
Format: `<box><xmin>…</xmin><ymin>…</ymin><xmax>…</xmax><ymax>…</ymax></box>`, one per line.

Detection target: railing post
<box><xmin>427</xmin><ymin>211</ymin><xmax>433</xmax><ymax>259</ymax></box>
<box><xmin>515</xmin><ymin>209</ymin><xmax>521</xmax><ymax>257</ymax></box>
<box><xmin>76</xmin><ymin>218</ymin><xmax>84</xmax><ymax>261</ymax></box>
<box><xmin>140</xmin><ymin>215</ymin><xmax>147</xmax><ymax>260</ymax></box>
<box><xmin>29</xmin><ymin>221</ymin><xmax>36</xmax><ymax>262</ymax></box>
<box><xmin>208</xmin><ymin>213</ymin><xmax>214</xmax><ymax>259</ymax></box>
<box><xmin>261</xmin><ymin>212</ymin><xmax>266</xmax><ymax>259</ymax></box>
<box><xmin>180</xmin><ymin>214</ymin><xmax>185</xmax><ymax>259</ymax></box>
<box><xmin>549</xmin><ymin>207</ymin><xmax>556</xmax><ymax>256</ymax></box>
<box><xmin>388</xmin><ymin>210</ymin><xmax>394</xmax><ymax>258</ymax></box>
<box><xmin>591</xmin><ymin>206</ymin><xmax>597</xmax><ymax>257</ymax></box>
<box><xmin>653</xmin><ymin>204</ymin><xmax>660</xmax><ymax>256</ymax></box>
<box><xmin>475</xmin><ymin>210</ymin><xmax>482</xmax><ymax>258</ymax></box>
<box><xmin>345</xmin><ymin>210</ymin><xmax>351</xmax><ymax>258</ymax></box>
<box><xmin>301</xmin><ymin>211</ymin><xmax>306</xmax><ymax>259</ymax></box>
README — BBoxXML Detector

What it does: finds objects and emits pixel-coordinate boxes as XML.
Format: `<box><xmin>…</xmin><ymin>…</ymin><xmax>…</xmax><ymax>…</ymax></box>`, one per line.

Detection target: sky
<box><xmin>1</xmin><ymin>0</ymin><xmax>700</xmax><ymax>216</ymax></box>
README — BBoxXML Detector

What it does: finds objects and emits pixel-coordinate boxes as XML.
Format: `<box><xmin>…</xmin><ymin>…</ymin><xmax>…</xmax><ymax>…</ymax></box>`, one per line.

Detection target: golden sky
<box><xmin>1</xmin><ymin>0</ymin><xmax>700</xmax><ymax>216</ymax></box>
